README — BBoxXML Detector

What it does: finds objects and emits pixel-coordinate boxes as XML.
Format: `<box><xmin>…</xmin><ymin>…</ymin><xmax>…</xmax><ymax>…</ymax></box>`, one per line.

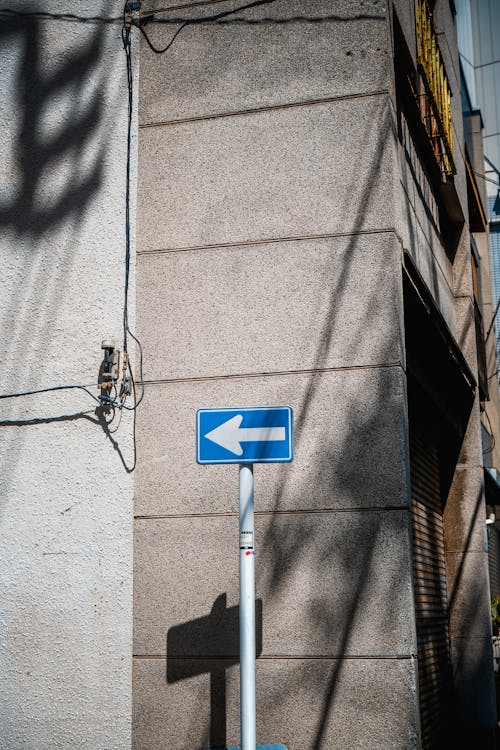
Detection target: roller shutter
<box><xmin>488</xmin><ymin>525</ymin><xmax>500</xmax><ymax>598</ymax></box>
<box><xmin>410</xmin><ymin>405</ymin><xmax>453</xmax><ymax>750</ymax></box>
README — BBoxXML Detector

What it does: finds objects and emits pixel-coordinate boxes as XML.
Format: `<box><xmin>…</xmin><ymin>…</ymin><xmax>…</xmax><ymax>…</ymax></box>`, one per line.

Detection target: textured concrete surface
<box><xmin>138</xmin><ymin>94</ymin><xmax>396</xmax><ymax>251</ymax></box>
<box><xmin>397</xmin><ymin>125</ymin><xmax>446</xmax><ymax>267</ymax></box>
<box><xmin>399</xmin><ymin>207</ymin><xmax>456</xmax><ymax>331</ymax></box>
<box><xmin>138</xmin><ymin>233</ymin><xmax>403</xmax><ymax>380</ymax></box>
<box><xmin>132</xmin><ymin>1</ymin><xmax>431</xmax><ymax>747</ymax></box>
<box><xmin>457</xmin><ymin>393</ymin><xmax>484</xmax><ymax>466</ymax></box>
<box><xmin>135</xmin><ymin>367</ymin><xmax>409</xmax><ymax>517</ymax></box>
<box><xmin>132</xmin><ymin>655</ymin><xmax>420</xmax><ymax>750</ymax></box>
<box><xmin>139</xmin><ymin>0</ymin><xmax>389</xmax><ymax>124</ymax></box>
<box><xmin>445</xmin><ymin>386</ymin><xmax>497</xmax><ymax>734</ymax></box>
<box><xmin>452</xmin><ymin>4</ymin><xmax>500</xmax><ymax>737</ymax></box>
<box><xmin>450</xmin><ymin>636</ymin><xmax>497</xmax><ymax>728</ymax></box>
<box><xmin>141</xmin><ymin>0</ymin><xmax>389</xmax><ymax>21</ymax></box>
<box><xmin>444</xmin><ymin>467</ymin><xmax>488</xmax><ymax>554</ymax></box>
<box><xmin>446</xmin><ymin>551</ymin><xmax>492</xmax><ymax>638</ymax></box>
<box><xmin>416</xmin><ymin>230</ymin><xmax>456</xmax><ymax>333</ymax></box>
<box><xmin>391</xmin><ymin>0</ymin><xmax>417</xmax><ymax>64</ymax></box>
<box><xmin>453</xmin><ymin>296</ymin><xmax>477</xmax><ymax>374</ymax></box>
<box><xmin>133</xmin><ymin>511</ymin><xmax>416</xmax><ymax>657</ymax></box>
<box><xmin>395</xmin><ymin>115</ymin><xmax>456</xmax><ymax>332</ymax></box>
<box><xmin>451</xmin><ymin>225</ymin><xmax>474</xmax><ymax>299</ymax></box>
<box><xmin>0</xmin><ymin>3</ymin><xmax>136</xmax><ymax>748</ymax></box>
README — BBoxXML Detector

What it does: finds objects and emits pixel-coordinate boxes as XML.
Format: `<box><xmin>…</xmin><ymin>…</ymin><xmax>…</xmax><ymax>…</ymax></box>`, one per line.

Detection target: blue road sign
<box><xmin>197</xmin><ymin>407</ymin><xmax>293</xmax><ymax>464</ymax></box>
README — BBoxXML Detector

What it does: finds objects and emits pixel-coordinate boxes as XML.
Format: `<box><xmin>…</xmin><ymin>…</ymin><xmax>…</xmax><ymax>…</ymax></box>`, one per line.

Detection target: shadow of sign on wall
<box><xmin>167</xmin><ymin>593</ymin><xmax>263</xmax><ymax>750</ymax></box>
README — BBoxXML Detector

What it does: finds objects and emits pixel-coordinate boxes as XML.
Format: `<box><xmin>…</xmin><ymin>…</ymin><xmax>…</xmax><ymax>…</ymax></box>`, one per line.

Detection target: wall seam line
<box><xmin>140</xmin><ymin>361</ymin><xmax>405</xmax><ymax>386</ymax></box>
<box><xmin>136</xmin><ymin>227</ymin><xmax>398</xmax><ymax>256</ymax></box>
<box><xmin>134</xmin><ymin>507</ymin><xmax>411</xmax><ymax>520</ymax></box>
<box><xmin>139</xmin><ymin>89</ymin><xmax>390</xmax><ymax>128</ymax></box>
<box><xmin>132</xmin><ymin>654</ymin><xmax>416</xmax><ymax>660</ymax></box>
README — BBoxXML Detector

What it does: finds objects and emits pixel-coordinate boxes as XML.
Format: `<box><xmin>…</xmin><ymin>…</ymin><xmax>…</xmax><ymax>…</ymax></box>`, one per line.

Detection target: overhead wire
<box><xmin>138</xmin><ymin>0</ymin><xmax>274</xmax><ymax>54</ymax></box>
<box><xmin>473</xmin><ymin>169</ymin><xmax>500</xmax><ymax>188</ymax></box>
<box><xmin>138</xmin><ymin>17</ymin><xmax>188</xmax><ymax>54</ymax></box>
<box><xmin>0</xmin><ymin>384</ymin><xmax>108</xmax><ymax>406</ymax></box>
<box><xmin>121</xmin><ymin>0</ymin><xmax>144</xmax><ymax>412</ymax></box>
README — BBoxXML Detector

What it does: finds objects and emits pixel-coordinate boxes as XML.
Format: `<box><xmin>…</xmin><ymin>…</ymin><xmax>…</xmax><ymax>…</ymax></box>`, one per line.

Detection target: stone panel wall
<box><xmin>134</xmin><ymin>2</ymin><xmax>419</xmax><ymax>748</ymax></box>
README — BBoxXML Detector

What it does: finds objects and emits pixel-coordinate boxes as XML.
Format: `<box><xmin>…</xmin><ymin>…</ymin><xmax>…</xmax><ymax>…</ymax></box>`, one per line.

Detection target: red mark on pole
<box><xmin>245</xmin><ymin>550</ymin><xmax>252</xmax><ymax>556</ymax></box>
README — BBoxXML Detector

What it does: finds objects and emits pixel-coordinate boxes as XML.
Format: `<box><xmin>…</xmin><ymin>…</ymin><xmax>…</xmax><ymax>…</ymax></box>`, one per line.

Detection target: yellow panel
<box><xmin>415</xmin><ymin>0</ymin><xmax>455</xmax><ymax>175</ymax></box>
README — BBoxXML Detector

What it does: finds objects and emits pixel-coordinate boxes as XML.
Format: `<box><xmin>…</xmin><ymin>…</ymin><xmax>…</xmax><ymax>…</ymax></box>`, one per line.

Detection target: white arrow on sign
<box><xmin>204</xmin><ymin>414</ymin><xmax>286</xmax><ymax>456</ymax></box>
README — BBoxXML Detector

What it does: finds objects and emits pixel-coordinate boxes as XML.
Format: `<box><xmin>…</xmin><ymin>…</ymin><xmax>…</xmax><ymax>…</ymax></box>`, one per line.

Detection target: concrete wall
<box><xmin>468</xmin><ymin>108</ymin><xmax>500</xmax><ymax>470</ymax></box>
<box><xmin>0</xmin><ymin>3</ymin><xmax>137</xmax><ymax>748</ymax></box>
<box><xmin>133</xmin><ymin>2</ymin><xmax>420</xmax><ymax>748</ymax></box>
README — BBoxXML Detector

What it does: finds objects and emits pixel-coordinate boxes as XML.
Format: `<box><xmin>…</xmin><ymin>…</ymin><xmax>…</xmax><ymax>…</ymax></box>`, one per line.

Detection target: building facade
<box><xmin>1</xmin><ymin>1</ymin><xmax>498</xmax><ymax>749</ymax></box>
<box><xmin>133</xmin><ymin>0</ymin><xmax>496</xmax><ymax>748</ymax></box>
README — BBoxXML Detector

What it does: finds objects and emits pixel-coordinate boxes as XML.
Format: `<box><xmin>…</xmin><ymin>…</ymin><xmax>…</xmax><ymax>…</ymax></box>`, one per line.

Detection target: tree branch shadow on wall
<box><xmin>141</xmin><ymin>0</ymin><xmax>384</xmax><ymax>31</ymax></box>
<box><xmin>0</xmin><ymin>7</ymin><xmax>108</xmax><ymax>364</ymax></box>
<box><xmin>0</xmin><ymin>10</ymin><xmax>106</xmax><ymax>236</ymax></box>
<box><xmin>0</xmin><ymin>5</ymin><xmax>137</xmax><ymax>487</ymax></box>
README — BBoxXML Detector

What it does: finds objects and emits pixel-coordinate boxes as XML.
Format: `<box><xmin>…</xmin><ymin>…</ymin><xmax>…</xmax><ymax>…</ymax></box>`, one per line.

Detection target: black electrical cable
<box><xmin>122</xmin><ymin>9</ymin><xmax>132</xmax><ymax>355</ymax></box>
<box><xmin>473</xmin><ymin>170</ymin><xmax>500</xmax><ymax>188</ymax></box>
<box><xmin>0</xmin><ymin>384</ymin><xmax>104</xmax><ymax>405</ymax></box>
<box><xmin>138</xmin><ymin>0</ymin><xmax>274</xmax><ymax>54</ymax></box>
<box><xmin>122</xmin><ymin>1</ymin><xmax>144</xmax><ymax>411</ymax></box>
<box><xmin>138</xmin><ymin>19</ymin><xmax>188</xmax><ymax>54</ymax></box>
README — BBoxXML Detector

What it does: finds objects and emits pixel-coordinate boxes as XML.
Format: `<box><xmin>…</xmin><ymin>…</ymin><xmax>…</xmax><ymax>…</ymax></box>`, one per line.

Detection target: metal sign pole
<box><xmin>239</xmin><ymin>463</ymin><xmax>256</xmax><ymax>750</ymax></box>
<box><xmin>198</xmin><ymin>406</ymin><xmax>291</xmax><ymax>750</ymax></box>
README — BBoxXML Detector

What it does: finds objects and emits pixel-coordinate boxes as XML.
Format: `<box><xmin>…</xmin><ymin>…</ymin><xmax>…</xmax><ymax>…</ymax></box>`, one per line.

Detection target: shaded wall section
<box><xmin>0</xmin><ymin>2</ymin><xmax>137</xmax><ymax>748</ymax></box>
<box><xmin>393</xmin><ymin>0</ymin><xmax>497</xmax><ymax>742</ymax></box>
<box><xmin>133</xmin><ymin>2</ymin><xmax>420</xmax><ymax>749</ymax></box>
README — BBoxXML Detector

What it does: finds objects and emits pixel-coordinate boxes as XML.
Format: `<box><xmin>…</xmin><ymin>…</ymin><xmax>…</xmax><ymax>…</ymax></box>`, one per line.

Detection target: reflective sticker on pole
<box><xmin>240</xmin><ymin>531</ymin><xmax>254</xmax><ymax>549</ymax></box>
